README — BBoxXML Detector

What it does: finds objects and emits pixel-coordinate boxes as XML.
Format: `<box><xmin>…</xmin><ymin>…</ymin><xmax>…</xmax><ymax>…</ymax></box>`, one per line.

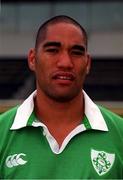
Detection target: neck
<box><xmin>34</xmin><ymin>90</ymin><xmax>85</xmax><ymax>146</ymax></box>
<box><xmin>34</xmin><ymin>90</ymin><xmax>84</xmax><ymax>125</ymax></box>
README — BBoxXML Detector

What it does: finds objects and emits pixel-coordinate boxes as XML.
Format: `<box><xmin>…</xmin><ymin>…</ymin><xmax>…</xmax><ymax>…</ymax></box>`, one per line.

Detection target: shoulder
<box><xmin>99</xmin><ymin>105</ymin><xmax>123</xmax><ymax>121</ymax></box>
<box><xmin>98</xmin><ymin>105</ymin><xmax>123</xmax><ymax>120</ymax></box>
<box><xmin>0</xmin><ymin>106</ymin><xmax>18</xmax><ymax>130</ymax></box>
<box><xmin>98</xmin><ymin>105</ymin><xmax>123</xmax><ymax>133</ymax></box>
<box><xmin>0</xmin><ymin>106</ymin><xmax>20</xmax><ymax>156</ymax></box>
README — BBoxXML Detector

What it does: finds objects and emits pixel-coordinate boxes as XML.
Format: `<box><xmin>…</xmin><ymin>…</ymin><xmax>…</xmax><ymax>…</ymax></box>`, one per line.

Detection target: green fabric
<box><xmin>0</xmin><ymin>106</ymin><xmax>123</xmax><ymax>179</ymax></box>
<box><xmin>27</xmin><ymin>111</ymin><xmax>36</xmax><ymax>126</ymax></box>
<box><xmin>83</xmin><ymin>115</ymin><xmax>92</xmax><ymax>129</ymax></box>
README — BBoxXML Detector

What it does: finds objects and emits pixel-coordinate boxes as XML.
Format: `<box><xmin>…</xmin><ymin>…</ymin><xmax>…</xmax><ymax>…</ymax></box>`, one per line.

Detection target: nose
<box><xmin>57</xmin><ymin>51</ymin><xmax>74</xmax><ymax>70</ymax></box>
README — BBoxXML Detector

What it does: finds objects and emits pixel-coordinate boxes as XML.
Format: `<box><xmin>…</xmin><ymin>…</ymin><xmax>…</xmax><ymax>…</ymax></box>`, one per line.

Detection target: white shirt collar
<box><xmin>10</xmin><ymin>90</ymin><xmax>108</xmax><ymax>131</ymax></box>
<box><xmin>83</xmin><ymin>90</ymin><xmax>108</xmax><ymax>131</ymax></box>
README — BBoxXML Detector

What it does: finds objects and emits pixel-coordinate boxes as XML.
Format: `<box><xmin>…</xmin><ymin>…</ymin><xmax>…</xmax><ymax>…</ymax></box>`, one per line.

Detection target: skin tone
<box><xmin>28</xmin><ymin>22</ymin><xmax>91</xmax><ymax>146</ymax></box>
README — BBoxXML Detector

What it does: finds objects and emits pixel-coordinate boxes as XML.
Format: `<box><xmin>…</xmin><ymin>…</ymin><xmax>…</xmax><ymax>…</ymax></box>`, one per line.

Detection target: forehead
<box><xmin>43</xmin><ymin>22</ymin><xmax>85</xmax><ymax>45</ymax></box>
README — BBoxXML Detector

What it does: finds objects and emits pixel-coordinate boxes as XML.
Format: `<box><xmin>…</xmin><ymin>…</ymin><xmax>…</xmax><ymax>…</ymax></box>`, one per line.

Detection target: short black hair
<box><xmin>35</xmin><ymin>15</ymin><xmax>88</xmax><ymax>49</ymax></box>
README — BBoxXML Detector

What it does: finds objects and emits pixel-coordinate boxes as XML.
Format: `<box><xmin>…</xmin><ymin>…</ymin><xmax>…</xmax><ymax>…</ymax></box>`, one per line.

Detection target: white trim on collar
<box><xmin>83</xmin><ymin>90</ymin><xmax>108</xmax><ymax>131</ymax></box>
<box><xmin>10</xmin><ymin>90</ymin><xmax>108</xmax><ymax>131</ymax></box>
<box><xmin>10</xmin><ymin>90</ymin><xmax>36</xmax><ymax>130</ymax></box>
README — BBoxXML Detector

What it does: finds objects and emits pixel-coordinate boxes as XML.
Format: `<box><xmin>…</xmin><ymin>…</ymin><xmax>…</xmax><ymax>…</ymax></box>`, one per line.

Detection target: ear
<box><xmin>86</xmin><ymin>54</ymin><xmax>91</xmax><ymax>75</ymax></box>
<box><xmin>28</xmin><ymin>48</ymin><xmax>36</xmax><ymax>72</ymax></box>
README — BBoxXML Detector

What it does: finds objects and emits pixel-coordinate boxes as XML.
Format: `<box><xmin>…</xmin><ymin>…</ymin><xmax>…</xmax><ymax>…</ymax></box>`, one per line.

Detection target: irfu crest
<box><xmin>91</xmin><ymin>149</ymin><xmax>115</xmax><ymax>176</ymax></box>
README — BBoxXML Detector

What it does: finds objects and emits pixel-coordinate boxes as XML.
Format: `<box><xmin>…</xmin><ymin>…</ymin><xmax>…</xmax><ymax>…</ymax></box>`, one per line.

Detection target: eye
<box><xmin>45</xmin><ymin>48</ymin><xmax>59</xmax><ymax>53</ymax></box>
<box><xmin>71</xmin><ymin>50</ymin><xmax>84</xmax><ymax>56</ymax></box>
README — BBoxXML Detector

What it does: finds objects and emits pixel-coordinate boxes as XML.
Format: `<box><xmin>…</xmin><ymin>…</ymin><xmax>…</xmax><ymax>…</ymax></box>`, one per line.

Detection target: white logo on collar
<box><xmin>91</xmin><ymin>149</ymin><xmax>115</xmax><ymax>176</ymax></box>
<box><xmin>6</xmin><ymin>153</ymin><xmax>27</xmax><ymax>168</ymax></box>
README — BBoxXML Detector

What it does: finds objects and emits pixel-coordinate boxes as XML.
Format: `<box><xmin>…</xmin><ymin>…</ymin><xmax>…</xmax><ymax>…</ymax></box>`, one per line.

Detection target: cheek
<box><xmin>36</xmin><ymin>66</ymin><xmax>47</xmax><ymax>80</ymax></box>
<box><xmin>35</xmin><ymin>60</ymin><xmax>51</xmax><ymax>82</ymax></box>
<box><xmin>75</xmin><ymin>64</ymin><xmax>88</xmax><ymax>83</ymax></box>
<box><xmin>75</xmin><ymin>62</ymin><xmax>87</xmax><ymax>74</ymax></box>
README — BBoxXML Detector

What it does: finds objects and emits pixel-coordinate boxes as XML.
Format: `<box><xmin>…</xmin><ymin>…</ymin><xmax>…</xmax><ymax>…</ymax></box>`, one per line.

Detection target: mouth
<box><xmin>52</xmin><ymin>72</ymin><xmax>75</xmax><ymax>84</ymax></box>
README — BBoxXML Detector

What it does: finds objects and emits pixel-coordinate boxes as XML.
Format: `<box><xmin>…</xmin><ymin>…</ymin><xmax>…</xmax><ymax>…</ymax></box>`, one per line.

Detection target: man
<box><xmin>0</xmin><ymin>15</ymin><xmax>123</xmax><ymax>179</ymax></box>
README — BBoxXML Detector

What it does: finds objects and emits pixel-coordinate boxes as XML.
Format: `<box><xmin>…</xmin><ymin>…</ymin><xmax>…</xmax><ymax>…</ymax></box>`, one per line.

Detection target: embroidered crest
<box><xmin>91</xmin><ymin>149</ymin><xmax>115</xmax><ymax>176</ymax></box>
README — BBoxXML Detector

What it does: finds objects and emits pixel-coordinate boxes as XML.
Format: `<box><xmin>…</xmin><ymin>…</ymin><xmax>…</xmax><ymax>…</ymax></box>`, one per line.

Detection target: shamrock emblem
<box><xmin>93</xmin><ymin>152</ymin><xmax>111</xmax><ymax>174</ymax></box>
<box><xmin>91</xmin><ymin>149</ymin><xmax>115</xmax><ymax>176</ymax></box>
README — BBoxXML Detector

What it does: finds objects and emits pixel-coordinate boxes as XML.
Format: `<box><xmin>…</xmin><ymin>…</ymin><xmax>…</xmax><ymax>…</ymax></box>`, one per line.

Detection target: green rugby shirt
<box><xmin>0</xmin><ymin>90</ymin><xmax>123</xmax><ymax>179</ymax></box>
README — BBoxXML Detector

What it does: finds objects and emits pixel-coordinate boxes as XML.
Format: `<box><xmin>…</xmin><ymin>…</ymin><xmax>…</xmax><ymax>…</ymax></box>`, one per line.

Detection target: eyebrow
<box><xmin>43</xmin><ymin>41</ymin><xmax>86</xmax><ymax>52</ymax></box>
<box><xmin>43</xmin><ymin>41</ymin><xmax>61</xmax><ymax>48</ymax></box>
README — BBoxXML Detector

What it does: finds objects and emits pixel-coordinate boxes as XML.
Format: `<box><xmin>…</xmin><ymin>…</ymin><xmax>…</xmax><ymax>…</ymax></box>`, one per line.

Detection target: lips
<box><xmin>52</xmin><ymin>72</ymin><xmax>75</xmax><ymax>81</ymax></box>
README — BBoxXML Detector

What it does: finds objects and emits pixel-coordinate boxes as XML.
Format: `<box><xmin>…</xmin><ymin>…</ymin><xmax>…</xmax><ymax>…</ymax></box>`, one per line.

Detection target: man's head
<box><xmin>35</xmin><ymin>15</ymin><xmax>88</xmax><ymax>50</ymax></box>
<box><xmin>28</xmin><ymin>15</ymin><xmax>91</xmax><ymax>102</ymax></box>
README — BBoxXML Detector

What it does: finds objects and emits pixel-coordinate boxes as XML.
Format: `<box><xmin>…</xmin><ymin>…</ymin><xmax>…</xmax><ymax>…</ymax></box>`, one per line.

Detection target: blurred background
<box><xmin>0</xmin><ymin>0</ymin><xmax>123</xmax><ymax>115</ymax></box>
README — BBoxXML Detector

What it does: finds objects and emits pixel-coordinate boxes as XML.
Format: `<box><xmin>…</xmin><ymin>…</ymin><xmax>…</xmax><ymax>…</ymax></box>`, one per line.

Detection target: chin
<box><xmin>48</xmin><ymin>92</ymin><xmax>81</xmax><ymax>103</ymax></box>
<box><xmin>41</xmin><ymin>85</ymin><xmax>82</xmax><ymax>102</ymax></box>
